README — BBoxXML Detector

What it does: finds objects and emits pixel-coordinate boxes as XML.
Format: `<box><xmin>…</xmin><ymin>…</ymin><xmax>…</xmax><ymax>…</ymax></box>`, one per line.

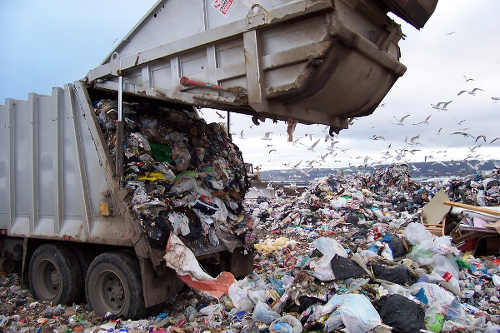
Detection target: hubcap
<box><xmin>99</xmin><ymin>272</ymin><xmax>125</xmax><ymax>313</ymax></box>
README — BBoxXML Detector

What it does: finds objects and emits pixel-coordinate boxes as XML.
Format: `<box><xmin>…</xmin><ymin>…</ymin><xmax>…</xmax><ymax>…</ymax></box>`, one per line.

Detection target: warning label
<box><xmin>212</xmin><ymin>0</ymin><xmax>235</xmax><ymax>16</ymax></box>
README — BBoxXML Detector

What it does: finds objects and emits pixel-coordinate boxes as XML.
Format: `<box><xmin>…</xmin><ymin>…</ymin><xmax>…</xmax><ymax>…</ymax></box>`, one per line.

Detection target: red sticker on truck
<box><xmin>212</xmin><ymin>0</ymin><xmax>235</xmax><ymax>16</ymax></box>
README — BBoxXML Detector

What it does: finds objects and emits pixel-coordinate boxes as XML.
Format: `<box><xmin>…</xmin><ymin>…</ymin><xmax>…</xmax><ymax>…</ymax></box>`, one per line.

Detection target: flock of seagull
<box><xmin>210</xmin><ymin>74</ymin><xmax>499</xmax><ymax>174</ymax></box>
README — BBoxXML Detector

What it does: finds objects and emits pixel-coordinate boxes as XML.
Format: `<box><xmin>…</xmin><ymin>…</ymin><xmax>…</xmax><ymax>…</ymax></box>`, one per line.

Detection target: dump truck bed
<box><xmin>0</xmin><ymin>84</ymin><xmax>137</xmax><ymax>246</ymax></box>
<box><xmin>87</xmin><ymin>0</ymin><xmax>437</xmax><ymax>132</ymax></box>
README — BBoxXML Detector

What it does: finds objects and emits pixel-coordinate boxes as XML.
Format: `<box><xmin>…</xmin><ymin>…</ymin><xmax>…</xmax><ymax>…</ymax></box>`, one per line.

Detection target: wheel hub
<box><xmin>101</xmin><ymin>272</ymin><xmax>125</xmax><ymax>312</ymax></box>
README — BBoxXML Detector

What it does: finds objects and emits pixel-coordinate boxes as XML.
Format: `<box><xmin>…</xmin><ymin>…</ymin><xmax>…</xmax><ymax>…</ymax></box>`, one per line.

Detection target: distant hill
<box><xmin>259</xmin><ymin>160</ymin><xmax>500</xmax><ymax>182</ymax></box>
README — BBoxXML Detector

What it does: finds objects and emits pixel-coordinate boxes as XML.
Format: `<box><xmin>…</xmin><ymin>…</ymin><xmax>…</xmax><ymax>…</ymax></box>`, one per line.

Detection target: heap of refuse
<box><xmin>1</xmin><ymin>164</ymin><xmax>499</xmax><ymax>332</ymax></box>
<box><xmin>93</xmin><ymin>99</ymin><xmax>251</xmax><ymax>252</ymax></box>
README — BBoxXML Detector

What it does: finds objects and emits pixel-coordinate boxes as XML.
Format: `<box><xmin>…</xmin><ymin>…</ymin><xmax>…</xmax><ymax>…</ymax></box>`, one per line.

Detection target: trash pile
<box><xmin>2</xmin><ymin>165</ymin><xmax>500</xmax><ymax>332</ymax></box>
<box><xmin>447</xmin><ymin>172</ymin><xmax>500</xmax><ymax>207</ymax></box>
<box><xmin>93</xmin><ymin>99</ymin><xmax>251</xmax><ymax>253</ymax></box>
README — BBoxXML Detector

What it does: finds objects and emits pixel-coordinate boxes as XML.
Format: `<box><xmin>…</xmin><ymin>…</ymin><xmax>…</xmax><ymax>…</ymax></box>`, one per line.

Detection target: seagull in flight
<box><xmin>491</xmin><ymin>137</ymin><xmax>500</xmax><ymax>144</ymax></box>
<box><xmin>491</xmin><ymin>97</ymin><xmax>500</xmax><ymax>102</ymax></box>
<box><xmin>431</xmin><ymin>101</ymin><xmax>453</xmax><ymax>110</ymax></box>
<box><xmin>457</xmin><ymin>120</ymin><xmax>467</xmax><ymax>126</ymax></box>
<box><xmin>475</xmin><ymin>135</ymin><xmax>486</xmax><ymax>143</ymax></box>
<box><xmin>463</xmin><ymin>75</ymin><xmax>474</xmax><ymax>82</ymax></box>
<box><xmin>239</xmin><ymin>130</ymin><xmax>246</xmax><ymax>139</ymax></box>
<box><xmin>436</xmin><ymin>128</ymin><xmax>444</xmax><ymax>135</ymax></box>
<box><xmin>262</xmin><ymin>132</ymin><xmax>273</xmax><ymax>140</ymax></box>
<box><xmin>393</xmin><ymin>114</ymin><xmax>411</xmax><ymax>126</ymax></box>
<box><xmin>308</xmin><ymin>138</ymin><xmax>321</xmax><ymax>151</ymax></box>
<box><xmin>412</xmin><ymin>114</ymin><xmax>431</xmax><ymax>125</ymax></box>
<box><xmin>451</xmin><ymin>131</ymin><xmax>473</xmax><ymax>139</ymax></box>
<box><xmin>369</xmin><ymin>135</ymin><xmax>385</xmax><ymax>141</ymax></box>
<box><xmin>215</xmin><ymin>111</ymin><xmax>226</xmax><ymax>119</ymax></box>
<box><xmin>459</xmin><ymin>88</ymin><xmax>484</xmax><ymax>96</ymax></box>
<box><xmin>268</xmin><ymin>149</ymin><xmax>277</xmax><ymax>154</ymax></box>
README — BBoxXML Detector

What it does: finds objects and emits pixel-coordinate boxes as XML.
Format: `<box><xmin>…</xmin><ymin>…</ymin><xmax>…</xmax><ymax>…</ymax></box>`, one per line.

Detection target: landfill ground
<box><xmin>1</xmin><ymin>166</ymin><xmax>499</xmax><ymax>332</ymax></box>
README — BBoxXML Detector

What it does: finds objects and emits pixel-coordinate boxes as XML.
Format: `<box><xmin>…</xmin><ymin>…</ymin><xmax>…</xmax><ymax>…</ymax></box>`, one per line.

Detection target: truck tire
<box><xmin>28</xmin><ymin>244</ymin><xmax>82</xmax><ymax>305</ymax></box>
<box><xmin>85</xmin><ymin>252</ymin><xmax>145</xmax><ymax>319</ymax></box>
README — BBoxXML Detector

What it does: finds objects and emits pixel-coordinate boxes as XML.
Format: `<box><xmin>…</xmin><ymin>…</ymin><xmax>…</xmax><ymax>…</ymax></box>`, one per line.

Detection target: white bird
<box><xmin>451</xmin><ymin>131</ymin><xmax>473</xmax><ymax>139</ymax></box>
<box><xmin>262</xmin><ymin>132</ymin><xmax>273</xmax><ymax>140</ymax></box>
<box><xmin>409</xmin><ymin>135</ymin><xmax>421</xmax><ymax>145</ymax></box>
<box><xmin>475</xmin><ymin>135</ymin><xmax>486</xmax><ymax>143</ymax></box>
<box><xmin>436</xmin><ymin>128</ymin><xmax>443</xmax><ymax>135</ymax></box>
<box><xmin>239</xmin><ymin>130</ymin><xmax>246</xmax><ymax>139</ymax></box>
<box><xmin>463</xmin><ymin>75</ymin><xmax>474</xmax><ymax>82</ymax></box>
<box><xmin>468</xmin><ymin>88</ymin><xmax>484</xmax><ymax>95</ymax></box>
<box><xmin>393</xmin><ymin>114</ymin><xmax>411</xmax><ymax>126</ymax></box>
<box><xmin>293</xmin><ymin>160</ymin><xmax>302</xmax><ymax>168</ymax></box>
<box><xmin>369</xmin><ymin>135</ymin><xmax>385</xmax><ymax>141</ymax></box>
<box><xmin>491</xmin><ymin>137</ymin><xmax>500</xmax><ymax>144</ymax></box>
<box><xmin>268</xmin><ymin>149</ymin><xmax>277</xmax><ymax>154</ymax></box>
<box><xmin>308</xmin><ymin>138</ymin><xmax>321</xmax><ymax>151</ymax></box>
<box><xmin>431</xmin><ymin>101</ymin><xmax>453</xmax><ymax>110</ymax></box>
<box><xmin>412</xmin><ymin>114</ymin><xmax>432</xmax><ymax>126</ymax></box>
<box><xmin>457</xmin><ymin>120</ymin><xmax>467</xmax><ymax>126</ymax></box>
<box><xmin>491</xmin><ymin>97</ymin><xmax>500</xmax><ymax>102</ymax></box>
<box><xmin>216</xmin><ymin>111</ymin><xmax>226</xmax><ymax>119</ymax></box>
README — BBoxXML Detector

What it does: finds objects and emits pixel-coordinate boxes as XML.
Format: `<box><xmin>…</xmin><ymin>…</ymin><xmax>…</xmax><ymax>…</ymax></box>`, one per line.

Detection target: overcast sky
<box><xmin>1</xmin><ymin>0</ymin><xmax>499</xmax><ymax>170</ymax></box>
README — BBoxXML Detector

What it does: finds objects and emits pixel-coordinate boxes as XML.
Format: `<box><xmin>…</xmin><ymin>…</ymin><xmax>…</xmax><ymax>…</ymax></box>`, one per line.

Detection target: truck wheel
<box><xmin>85</xmin><ymin>252</ymin><xmax>145</xmax><ymax>319</ymax></box>
<box><xmin>28</xmin><ymin>244</ymin><xmax>82</xmax><ymax>305</ymax></box>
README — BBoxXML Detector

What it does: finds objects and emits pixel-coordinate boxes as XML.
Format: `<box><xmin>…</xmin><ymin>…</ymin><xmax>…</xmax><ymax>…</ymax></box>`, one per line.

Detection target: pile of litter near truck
<box><xmin>1</xmin><ymin>163</ymin><xmax>499</xmax><ymax>332</ymax></box>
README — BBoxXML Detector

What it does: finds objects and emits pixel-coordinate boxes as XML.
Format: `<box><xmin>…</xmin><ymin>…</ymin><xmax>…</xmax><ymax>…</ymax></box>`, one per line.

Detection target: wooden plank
<box><xmin>444</xmin><ymin>201</ymin><xmax>500</xmax><ymax>217</ymax></box>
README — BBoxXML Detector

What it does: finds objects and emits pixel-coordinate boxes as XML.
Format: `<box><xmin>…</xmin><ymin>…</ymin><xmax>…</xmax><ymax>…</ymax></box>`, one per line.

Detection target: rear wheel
<box><xmin>28</xmin><ymin>244</ymin><xmax>82</xmax><ymax>305</ymax></box>
<box><xmin>85</xmin><ymin>252</ymin><xmax>144</xmax><ymax>318</ymax></box>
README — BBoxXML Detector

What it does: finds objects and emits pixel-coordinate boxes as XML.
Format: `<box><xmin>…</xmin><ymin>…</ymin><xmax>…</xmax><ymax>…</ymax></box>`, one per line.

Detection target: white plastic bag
<box><xmin>309</xmin><ymin>237</ymin><xmax>348</xmax><ymax>281</ymax></box>
<box><xmin>432</xmin><ymin>237</ymin><xmax>453</xmax><ymax>255</ymax></box>
<box><xmin>403</xmin><ymin>222</ymin><xmax>434</xmax><ymax>245</ymax></box>
<box><xmin>410</xmin><ymin>282</ymin><xmax>455</xmax><ymax>308</ymax></box>
<box><xmin>324</xmin><ymin>294</ymin><xmax>382</xmax><ymax>333</ymax></box>
<box><xmin>429</xmin><ymin>255</ymin><xmax>461</xmax><ymax>295</ymax></box>
<box><xmin>408</xmin><ymin>239</ymin><xmax>435</xmax><ymax>265</ymax></box>
<box><xmin>253</xmin><ymin>301</ymin><xmax>281</xmax><ymax>324</ymax></box>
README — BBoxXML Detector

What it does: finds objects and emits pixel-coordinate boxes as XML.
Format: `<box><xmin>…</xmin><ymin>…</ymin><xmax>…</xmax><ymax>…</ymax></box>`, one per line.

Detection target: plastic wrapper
<box><xmin>270</xmin><ymin>315</ymin><xmax>302</xmax><ymax>333</ymax></box>
<box><xmin>253</xmin><ymin>301</ymin><xmax>281</xmax><ymax>324</ymax></box>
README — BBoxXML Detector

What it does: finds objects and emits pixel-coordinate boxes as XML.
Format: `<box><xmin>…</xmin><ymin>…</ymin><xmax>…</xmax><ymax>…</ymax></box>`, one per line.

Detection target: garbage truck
<box><xmin>0</xmin><ymin>0</ymin><xmax>438</xmax><ymax>318</ymax></box>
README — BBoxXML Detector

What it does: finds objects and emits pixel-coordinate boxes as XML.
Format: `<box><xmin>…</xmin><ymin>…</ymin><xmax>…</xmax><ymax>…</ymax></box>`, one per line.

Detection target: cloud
<box><xmin>1</xmin><ymin>0</ymin><xmax>499</xmax><ymax>170</ymax></box>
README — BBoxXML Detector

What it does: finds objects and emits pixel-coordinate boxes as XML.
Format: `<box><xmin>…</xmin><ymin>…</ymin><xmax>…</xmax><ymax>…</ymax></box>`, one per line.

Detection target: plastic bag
<box><xmin>410</xmin><ymin>282</ymin><xmax>455</xmax><ymax>308</ymax></box>
<box><xmin>425</xmin><ymin>306</ymin><xmax>445</xmax><ymax>333</ymax></box>
<box><xmin>269</xmin><ymin>315</ymin><xmax>302</xmax><ymax>333</ymax></box>
<box><xmin>228</xmin><ymin>275</ymin><xmax>266</xmax><ymax>311</ymax></box>
<box><xmin>430</xmin><ymin>255</ymin><xmax>461</xmax><ymax>295</ymax></box>
<box><xmin>403</xmin><ymin>222</ymin><xmax>434</xmax><ymax>245</ymax></box>
<box><xmin>313</xmin><ymin>237</ymin><xmax>348</xmax><ymax>258</ymax></box>
<box><xmin>381</xmin><ymin>243</ymin><xmax>394</xmax><ymax>261</ymax></box>
<box><xmin>325</xmin><ymin>294</ymin><xmax>381</xmax><ymax>333</ymax></box>
<box><xmin>376</xmin><ymin>295</ymin><xmax>425</xmax><ymax>333</ymax></box>
<box><xmin>371</xmin><ymin>265</ymin><xmax>414</xmax><ymax>285</ymax></box>
<box><xmin>408</xmin><ymin>239</ymin><xmax>435</xmax><ymax>265</ymax></box>
<box><xmin>253</xmin><ymin>301</ymin><xmax>281</xmax><ymax>324</ymax></box>
<box><xmin>330</xmin><ymin>255</ymin><xmax>368</xmax><ymax>281</ymax></box>
<box><xmin>310</xmin><ymin>237</ymin><xmax>349</xmax><ymax>281</ymax></box>
<box><xmin>432</xmin><ymin>237</ymin><xmax>453</xmax><ymax>256</ymax></box>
